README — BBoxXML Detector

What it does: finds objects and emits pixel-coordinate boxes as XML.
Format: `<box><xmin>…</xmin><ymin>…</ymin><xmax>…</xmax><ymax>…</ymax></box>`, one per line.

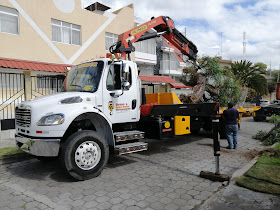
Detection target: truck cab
<box><xmin>63</xmin><ymin>58</ymin><xmax>141</xmax><ymax>123</ymax></box>
<box><xmin>15</xmin><ymin>57</ymin><xmax>146</xmax><ymax>180</ymax></box>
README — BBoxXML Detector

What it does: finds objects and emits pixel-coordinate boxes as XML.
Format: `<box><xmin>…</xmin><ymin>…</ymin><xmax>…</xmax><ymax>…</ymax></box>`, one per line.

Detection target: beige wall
<box><xmin>142</xmin><ymin>84</ymin><xmax>170</xmax><ymax>94</ymax></box>
<box><xmin>0</xmin><ymin>0</ymin><xmax>134</xmax><ymax>64</ymax></box>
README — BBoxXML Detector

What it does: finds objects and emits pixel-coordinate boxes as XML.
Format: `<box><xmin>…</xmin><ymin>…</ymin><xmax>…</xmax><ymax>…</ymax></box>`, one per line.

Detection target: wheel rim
<box><xmin>75</xmin><ymin>141</ymin><xmax>101</xmax><ymax>170</ymax></box>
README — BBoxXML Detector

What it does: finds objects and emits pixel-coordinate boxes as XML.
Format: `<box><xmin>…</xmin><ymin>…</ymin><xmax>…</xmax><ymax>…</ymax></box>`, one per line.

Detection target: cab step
<box><xmin>115</xmin><ymin>142</ymin><xmax>148</xmax><ymax>155</ymax></box>
<box><xmin>113</xmin><ymin>130</ymin><xmax>144</xmax><ymax>142</ymax></box>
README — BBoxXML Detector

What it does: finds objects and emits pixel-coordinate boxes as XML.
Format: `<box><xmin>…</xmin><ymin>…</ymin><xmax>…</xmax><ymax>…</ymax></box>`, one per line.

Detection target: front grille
<box><xmin>15</xmin><ymin>108</ymin><xmax>31</xmax><ymax>127</ymax></box>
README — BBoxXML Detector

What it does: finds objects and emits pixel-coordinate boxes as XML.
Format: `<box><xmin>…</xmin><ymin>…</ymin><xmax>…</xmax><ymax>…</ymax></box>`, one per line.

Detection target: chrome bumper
<box><xmin>15</xmin><ymin>134</ymin><xmax>60</xmax><ymax>157</ymax></box>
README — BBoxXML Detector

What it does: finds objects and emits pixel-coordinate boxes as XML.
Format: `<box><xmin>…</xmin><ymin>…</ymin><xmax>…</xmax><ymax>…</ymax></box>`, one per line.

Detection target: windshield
<box><xmin>64</xmin><ymin>61</ymin><xmax>104</xmax><ymax>92</ymax></box>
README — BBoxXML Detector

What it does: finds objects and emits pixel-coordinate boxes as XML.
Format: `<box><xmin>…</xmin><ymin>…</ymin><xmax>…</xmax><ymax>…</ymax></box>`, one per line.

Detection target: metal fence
<box><xmin>0</xmin><ymin>73</ymin><xmax>65</xmax><ymax>130</ymax></box>
<box><xmin>0</xmin><ymin>73</ymin><xmax>25</xmax><ymax>120</ymax></box>
<box><xmin>31</xmin><ymin>75</ymin><xmax>65</xmax><ymax>99</ymax></box>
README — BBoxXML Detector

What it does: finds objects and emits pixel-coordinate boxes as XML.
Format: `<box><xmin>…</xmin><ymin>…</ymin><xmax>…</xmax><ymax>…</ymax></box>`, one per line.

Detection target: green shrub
<box><xmin>252</xmin><ymin>130</ymin><xmax>268</xmax><ymax>140</ymax></box>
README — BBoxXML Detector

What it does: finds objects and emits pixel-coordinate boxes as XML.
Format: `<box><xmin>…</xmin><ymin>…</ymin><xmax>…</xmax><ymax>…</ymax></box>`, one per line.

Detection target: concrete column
<box><xmin>23</xmin><ymin>71</ymin><xmax>32</xmax><ymax>101</ymax></box>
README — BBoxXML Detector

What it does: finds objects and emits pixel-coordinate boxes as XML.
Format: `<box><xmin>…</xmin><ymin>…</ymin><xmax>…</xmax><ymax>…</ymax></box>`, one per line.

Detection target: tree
<box><xmin>180</xmin><ymin>56</ymin><xmax>222</xmax><ymax>103</ymax></box>
<box><xmin>218</xmin><ymin>76</ymin><xmax>242</xmax><ymax>106</ymax></box>
<box><xmin>272</xmin><ymin>70</ymin><xmax>280</xmax><ymax>82</ymax></box>
<box><xmin>254</xmin><ymin>62</ymin><xmax>267</xmax><ymax>72</ymax></box>
<box><xmin>246</xmin><ymin>88</ymin><xmax>257</xmax><ymax>102</ymax></box>
<box><xmin>180</xmin><ymin>56</ymin><xmax>242</xmax><ymax>106</ymax></box>
<box><xmin>229</xmin><ymin>60</ymin><xmax>268</xmax><ymax>96</ymax></box>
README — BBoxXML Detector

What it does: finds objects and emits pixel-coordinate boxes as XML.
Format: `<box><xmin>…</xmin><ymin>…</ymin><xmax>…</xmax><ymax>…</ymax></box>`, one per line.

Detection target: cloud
<box><xmin>83</xmin><ymin>0</ymin><xmax>280</xmax><ymax>69</ymax></box>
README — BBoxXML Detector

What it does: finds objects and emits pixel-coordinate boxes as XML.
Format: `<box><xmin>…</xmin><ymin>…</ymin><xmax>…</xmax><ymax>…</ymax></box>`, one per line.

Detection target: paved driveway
<box><xmin>0</xmin><ymin>118</ymin><xmax>273</xmax><ymax>209</ymax></box>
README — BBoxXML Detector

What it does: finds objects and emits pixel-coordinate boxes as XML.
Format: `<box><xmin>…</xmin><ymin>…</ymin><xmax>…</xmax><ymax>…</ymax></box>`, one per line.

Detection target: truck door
<box><xmin>103</xmin><ymin>62</ymin><xmax>139</xmax><ymax>124</ymax></box>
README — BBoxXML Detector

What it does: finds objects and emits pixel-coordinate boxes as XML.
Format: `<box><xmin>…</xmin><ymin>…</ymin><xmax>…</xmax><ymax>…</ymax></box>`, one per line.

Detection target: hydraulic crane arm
<box><xmin>109</xmin><ymin>16</ymin><xmax>198</xmax><ymax>61</ymax></box>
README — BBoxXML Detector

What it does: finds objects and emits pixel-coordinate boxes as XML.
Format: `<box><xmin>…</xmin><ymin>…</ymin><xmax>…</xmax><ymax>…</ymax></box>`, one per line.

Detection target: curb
<box><xmin>230</xmin><ymin>155</ymin><xmax>259</xmax><ymax>183</ymax></box>
<box><xmin>199</xmin><ymin>155</ymin><xmax>260</xmax><ymax>209</ymax></box>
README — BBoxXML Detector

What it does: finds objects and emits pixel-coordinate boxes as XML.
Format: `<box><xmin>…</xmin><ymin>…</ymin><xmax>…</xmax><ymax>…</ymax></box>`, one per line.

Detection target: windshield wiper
<box><xmin>70</xmin><ymin>84</ymin><xmax>82</xmax><ymax>88</ymax></box>
<box><xmin>70</xmin><ymin>84</ymin><xmax>84</xmax><ymax>92</ymax></box>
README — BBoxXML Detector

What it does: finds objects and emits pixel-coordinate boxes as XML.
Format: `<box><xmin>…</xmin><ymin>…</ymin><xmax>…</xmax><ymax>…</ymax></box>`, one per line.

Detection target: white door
<box><xmin>102</xmin><ymin>62</ymin><xmax>139</xmax><ymax>124</ymax></box>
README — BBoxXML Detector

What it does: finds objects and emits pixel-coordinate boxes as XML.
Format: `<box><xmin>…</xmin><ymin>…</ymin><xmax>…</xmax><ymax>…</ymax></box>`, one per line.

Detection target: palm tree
<box><xmin>229</xmin><ymin>60</ymin><xmax>268</xmax><ymax>96</ymax></box>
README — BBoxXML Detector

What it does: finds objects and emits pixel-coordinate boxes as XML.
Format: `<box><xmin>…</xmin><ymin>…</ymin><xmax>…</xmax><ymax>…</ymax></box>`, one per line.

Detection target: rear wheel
<box><xmin>60</xmin><ymin>130</ymin><xmax>109</xmax><ymax>180</ymax></box>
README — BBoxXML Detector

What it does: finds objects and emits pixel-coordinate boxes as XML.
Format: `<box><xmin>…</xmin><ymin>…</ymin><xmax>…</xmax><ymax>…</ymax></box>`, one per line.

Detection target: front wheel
<box><xmin>60</xmin><ymin>130</ymin><xmax>109</xmax><ymax>180</ymax></box>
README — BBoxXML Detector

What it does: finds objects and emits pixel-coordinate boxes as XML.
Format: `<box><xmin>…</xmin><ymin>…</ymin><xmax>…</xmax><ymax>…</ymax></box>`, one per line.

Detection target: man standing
<box><xmin>223</xmin><ymin>102</ymin><xmax>239</xmax><ymax>149</ymax></box>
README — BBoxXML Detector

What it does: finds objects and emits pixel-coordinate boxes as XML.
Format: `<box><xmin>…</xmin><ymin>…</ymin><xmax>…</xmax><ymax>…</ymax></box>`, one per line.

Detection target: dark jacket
<box><xmin>223</xmin><ymin>108</ymin><xmax>239</xmax><ymax>125</ymax></box>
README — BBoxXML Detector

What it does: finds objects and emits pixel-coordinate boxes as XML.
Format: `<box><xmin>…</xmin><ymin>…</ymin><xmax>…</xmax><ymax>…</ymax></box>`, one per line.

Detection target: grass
<box><xmin>275</xmin><ymin>143</ymin><xmax>280</xmax><ymax>150</ymax></box>
<box><xmin>236</xmin><ymin>143</ymin><xmax>280</xmax><ymax>194</ymax></box>
<box><xmin>0</xmin><ymin>147</ymin><xmax>26</xmax><ymax>159</ymax></box>
<box><xmin>236</xmin><ymin>176</ymin><xmax>280</xmax><ymax>194</ymax></box>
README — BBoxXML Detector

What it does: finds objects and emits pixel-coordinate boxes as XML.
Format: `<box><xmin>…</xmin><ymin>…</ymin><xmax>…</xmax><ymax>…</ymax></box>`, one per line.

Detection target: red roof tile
<box><xmin>0</xmin><ymin>57</ymin><xmax>72</xmax><ymax>73</ymax></box>
<box><xmin>139</xmin><ymin>75</ymin><xmax>176</xmax><ymax>83</ymax></box>
<box><xmin>170</xmin><ymin>82</ymin><xmax>193</xmax><ymax>89</ymax></box>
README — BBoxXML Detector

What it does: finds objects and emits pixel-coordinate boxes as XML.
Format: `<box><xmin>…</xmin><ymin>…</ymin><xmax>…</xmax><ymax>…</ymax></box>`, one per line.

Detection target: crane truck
<box><xmin>15</xmin><ymin>16</ymin><xmax>219</xmax><ymax>180</ymax></box>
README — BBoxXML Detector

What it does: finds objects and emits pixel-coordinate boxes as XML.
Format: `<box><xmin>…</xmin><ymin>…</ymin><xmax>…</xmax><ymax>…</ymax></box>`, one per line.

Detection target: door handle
<box><xmin>132</xmin><ymin>99</ymin><xmax>137</xmax><ymax>110</ymax></box>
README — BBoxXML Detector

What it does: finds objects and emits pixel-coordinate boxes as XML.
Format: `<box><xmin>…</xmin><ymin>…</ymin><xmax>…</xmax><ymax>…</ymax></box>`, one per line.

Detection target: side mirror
<box><xmin>121</xmin><ymin>63</ymin><xmax>131</xmax><ymax>91</ymax></box>
<box><xmin>122</xmin><ymin>81</ymin><xmax>130</xmax><ymax>91</ymax></box>
<box><xmin>110</xmin><ymin>89</ymin><xmax>123</xmax><ymax>98</ymax></box>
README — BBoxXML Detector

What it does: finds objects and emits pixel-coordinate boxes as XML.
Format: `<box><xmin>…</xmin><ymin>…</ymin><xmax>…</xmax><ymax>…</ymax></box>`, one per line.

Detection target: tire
<box><xmin>190</xmin><ymin>127</ymin><xmax>200</xmax><ymax>134</ymax></box>
<box><xmin>202</xmin><ymin>120</ymin><xmax>212</xmax><ymax>132</ymax></box>
<box><xmin>253</xmin><ymin>116</ymin><xmax>266</xmax><ymax>122</ymax></box>
<box><xmin>60</xmin><ymin>130</ymin><xmax>109</xmax><ymax>180</ymax></box>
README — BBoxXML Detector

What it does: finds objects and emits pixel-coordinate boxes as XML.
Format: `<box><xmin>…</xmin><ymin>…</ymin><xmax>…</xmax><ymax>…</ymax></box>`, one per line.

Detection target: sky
<box><xmin>82</xmin><ymin>0</ymin><xmax>280</xmax><ymax>70</ymax></box>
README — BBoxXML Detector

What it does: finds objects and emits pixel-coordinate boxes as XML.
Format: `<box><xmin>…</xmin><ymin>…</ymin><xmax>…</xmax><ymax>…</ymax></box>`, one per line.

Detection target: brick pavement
<box><xmin>0</xmin><ymin>118</ymin><xmax>274</xmax><ymax>209</ymax></box>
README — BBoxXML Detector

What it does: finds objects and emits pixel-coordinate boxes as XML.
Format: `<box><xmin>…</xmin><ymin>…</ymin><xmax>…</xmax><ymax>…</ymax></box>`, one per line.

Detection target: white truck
<box><xmin>15</xmin><ymin>16</ymin><xmax>218</xmax><ymax>180</ymax></box>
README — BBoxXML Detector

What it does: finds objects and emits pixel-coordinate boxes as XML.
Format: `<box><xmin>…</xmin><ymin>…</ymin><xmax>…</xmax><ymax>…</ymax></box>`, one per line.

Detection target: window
<box><xmin>51</xmin><ymin>19</ymin><xmax>81</xmax><ymax>45</ymax></box>
<box><xmin>125</xmin><ymin>67</ymin><xmax>132</xmax><ymax>88</ymax></box>
<box><xmin>105</xmin><ymin>32</ymin><xmax>118</xmax><ymax>50</ymax></box>
<box><xmin>106</xmin><ymin>64</ymin><xmax>121</xmax><ymax>91</ymax></box>
<box><xmin>0</xmin><ymin>6</ymin><xmax>18</xmax><ymax>34</ymax></box>
<box><xmin>134</xmin><ymin>35</ymin><xmax>156</xmax><ymax>54</ymax></box>
<box><xmin>65</xmin><ymin>61</ymin><xmax>104</xmax><ymax>92</ymax></box>
<box><xmin>36</xmin><ymin>75</ymin><xmax>64</xmax><ymax>90</ymax></box>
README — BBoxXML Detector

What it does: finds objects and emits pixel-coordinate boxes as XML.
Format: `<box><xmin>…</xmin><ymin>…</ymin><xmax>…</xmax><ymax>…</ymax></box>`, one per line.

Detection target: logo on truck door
<box><xmin>116</xmin><ymin>103</ymin><xmax>131</xmax><ymax>112</ymax></box>
<box><xmin>108</xmin><ymin>101</ymin><xmax>114</xmax><ymax>115</ymax></box>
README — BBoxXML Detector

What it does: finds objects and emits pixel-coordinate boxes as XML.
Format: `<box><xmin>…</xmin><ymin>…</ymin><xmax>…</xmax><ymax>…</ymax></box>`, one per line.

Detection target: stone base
<box><xmin>200</xmin><ymin>171</ymin><xmax>230</xmax><ymax>182</ymax></box>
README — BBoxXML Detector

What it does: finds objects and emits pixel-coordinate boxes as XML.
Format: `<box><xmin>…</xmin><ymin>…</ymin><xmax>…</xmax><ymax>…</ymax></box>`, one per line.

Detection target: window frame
<box><xmin>105</xmin><ymin>32</ymin><xmax>119</xmax><ymax>50</ymax></box>
<box><xmin>51</xmin><ymin>19</ymin><xmax>81</xmax><ymax>45</ymax></box>
<box><xmin>0</xmin><ymin>6</ymin><xmax>19</xmax><ymax>35</ymax></box>
<box><xmin>106</xmin><ymin>64</ymin><xmax>122</xmax><ymax>91</ymax></box>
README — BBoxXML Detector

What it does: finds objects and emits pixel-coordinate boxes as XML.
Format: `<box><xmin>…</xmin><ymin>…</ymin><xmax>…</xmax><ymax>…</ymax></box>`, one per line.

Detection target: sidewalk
<box><xmin>0</xmin><ymin>138</ymin><xmax>15</xmax><ymax>149</ymax></box>
<box><xmin>199</xmin><ymin>151</ymin><xmax>280</xmax><ymax>209</ymax></box>
<box><xmin>199</xmin><ymin>183</ymin><xmax>280</xmax><ymax>210</ymax></box>
<box><xmin>199</xmin><ymin>163</ymin><xmax>280</xmax><ymax>210</ymax></box>
<box><xmin>0</xmin><ymin>129</ymin><xmax>16</xmax><ymax>148</ymax></box>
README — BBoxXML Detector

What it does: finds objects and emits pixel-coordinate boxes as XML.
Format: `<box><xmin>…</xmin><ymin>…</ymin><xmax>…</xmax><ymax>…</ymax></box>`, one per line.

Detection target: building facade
<box><xmin>0</xmin><ymin>0</ymin><xmax>135</xmax><ymax>65</ymax></box>
<box><xmin>155</xmin><ymin>37</ymin><xmax>190</xmax><ymax>82</ymax></box>
<box><xmin>0</xmin><ymin>0</ymin><xmax>135</xmax><ymax>132</ymax></box>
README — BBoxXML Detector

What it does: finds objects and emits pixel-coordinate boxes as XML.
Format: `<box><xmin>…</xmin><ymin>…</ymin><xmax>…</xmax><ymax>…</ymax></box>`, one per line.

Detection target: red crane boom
<box><xmin>109</xmin><ymin>16</ymin><xmax>198</xmax><ymax>61</ymax></box>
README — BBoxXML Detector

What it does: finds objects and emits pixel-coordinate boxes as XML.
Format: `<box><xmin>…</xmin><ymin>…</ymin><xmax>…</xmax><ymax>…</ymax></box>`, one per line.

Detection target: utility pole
<box><xmin>220</xmin><ymin>32</ymin><xmax>223</xmax><ymax>58</ymax></box>
<box><xmin>270</xmin><ymin>62</ymin><xmax>272</xmax><ymax>78</ymax></box>
<box><xmin>243</xmin><ymin>32</ymin><xmax>246</xmax><ymax>60</ymax></box>
<box><xmin>277</xmin><ymin>65</ymin><xmax>280</xmax><ymax>82</ymax></box>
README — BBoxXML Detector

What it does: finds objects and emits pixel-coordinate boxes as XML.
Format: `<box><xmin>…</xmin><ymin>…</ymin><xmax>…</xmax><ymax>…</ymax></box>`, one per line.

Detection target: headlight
<box><xmin>59</xmin><ymin>96</ymin><xmax>83</xmax><ymax>104</ymax></box>
<box><xmin>37</xmin><ymin>114</ymin><xmax>65</xmax><ymax>126</ymax></box>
